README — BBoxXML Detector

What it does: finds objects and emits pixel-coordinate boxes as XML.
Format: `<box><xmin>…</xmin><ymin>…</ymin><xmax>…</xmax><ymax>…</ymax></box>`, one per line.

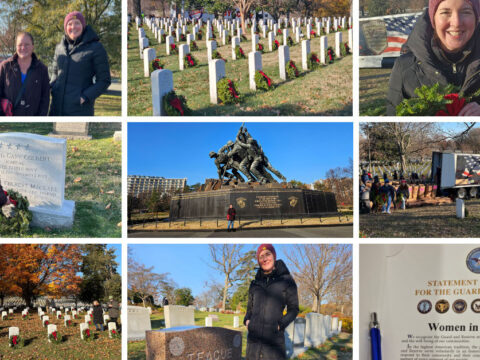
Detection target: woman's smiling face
<box><xmin>434</xmin><ymin>0</ymin><xmax>477</xmax><ymax>53</ymax></box>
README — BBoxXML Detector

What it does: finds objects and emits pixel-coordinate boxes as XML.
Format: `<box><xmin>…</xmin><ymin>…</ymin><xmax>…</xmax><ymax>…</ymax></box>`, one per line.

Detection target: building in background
<box><xmin>128</xmin><ymin>175</ymin><xmax>187</xmax><ymax>197</ymax></box>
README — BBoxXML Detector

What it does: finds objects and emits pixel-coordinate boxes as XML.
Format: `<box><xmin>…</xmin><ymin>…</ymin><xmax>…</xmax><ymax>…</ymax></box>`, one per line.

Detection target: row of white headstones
<box><xmin>134</xmin><ymin>17</ymin><xmax>352</xmax><ymax>115</ymax></box>
<box><xmin>3</xmin><ymin>307</ymin><xmax>118</xmax><ymax>346</ymax></box>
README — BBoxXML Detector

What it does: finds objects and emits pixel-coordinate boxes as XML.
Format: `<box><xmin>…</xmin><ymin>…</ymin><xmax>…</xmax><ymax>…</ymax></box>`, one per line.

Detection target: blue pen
<box><xmin>370</xmin><ymin>312</ymin><xmax>382</xmax><ymax>360</ymax></box>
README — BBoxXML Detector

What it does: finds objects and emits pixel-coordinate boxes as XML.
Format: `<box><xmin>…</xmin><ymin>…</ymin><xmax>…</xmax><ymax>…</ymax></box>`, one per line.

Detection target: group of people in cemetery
<box><xmin>0</xmin><ymin>11</ymin><xmax>110</xmax><ymax>116</ymax></box>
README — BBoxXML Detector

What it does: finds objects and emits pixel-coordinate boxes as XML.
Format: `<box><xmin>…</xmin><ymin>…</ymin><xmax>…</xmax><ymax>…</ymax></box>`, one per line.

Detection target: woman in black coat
<box><xmin>244</xmin><ymin>244</ymin><xmax>299</xmax><ymax>360</ymax></box>
<box><xmin>49</xmin><ymin>11</ymin><xmax>111</xmax><ymax>116</ymax></box>
<box><xmin>92</xmin><ymin>300</ymin><xmax>104</xmax><ymax>331</ymax></box>
<box><xmin>387</xmin><ymin>0</ymin><xmax>480</xmax><ymax>116</ymax></box>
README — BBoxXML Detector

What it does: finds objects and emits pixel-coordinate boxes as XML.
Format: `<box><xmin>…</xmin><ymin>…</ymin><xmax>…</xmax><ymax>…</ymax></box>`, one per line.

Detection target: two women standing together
<box><xmin>0</xmin><ymin>11</ymin><xmax>110</xmax><ymax>116</ymax></box>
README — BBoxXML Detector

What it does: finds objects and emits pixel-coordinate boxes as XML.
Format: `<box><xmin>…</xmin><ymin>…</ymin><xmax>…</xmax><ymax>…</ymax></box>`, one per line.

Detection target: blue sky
<box><xmin>128</xmin><ymin>122</ymin><xmax>353</xmax><ymax>185</ymax></box>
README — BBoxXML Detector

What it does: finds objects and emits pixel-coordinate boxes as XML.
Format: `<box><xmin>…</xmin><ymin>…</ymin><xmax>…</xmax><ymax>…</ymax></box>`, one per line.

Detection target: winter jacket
<box><xmin>227</xmin><ymin>207</ymin><xmax>236</xmax><ymax>221</ymax></box>
<box><xmin>0</xmin><ymin>53</ymin><xmax>50</xmax><ymax>116</ymax></box>
<box><xmin>244</xmin><ymin>260</ymin><xmax>299</xmax><ymax>360</ymax></box>
<box><xmin>92</xmin><ymin>304</ymin><xmax>103</xmax><ymax>324</ymax></box>
<box><xmin>397</xmin><ymin>186</ymin><xmax>410</xmax><ymax>200</ymax></box>
<box><xmin>49</xmin><ymin>25</ymin><xmax>111</xmax><ymax>116</ymax></box>
<box><xmin>108</xmin><ymin>299</ymin><xmax>120</xmax><ymax>318</ymax></box>
<box><xmin>380</xmin><ymin>184</ymin><xmax>396</xmax><ymax>200</ymax></box>
<box><xmin>387</xmin><ymin>10</ymin><xmax>480</xmax><ymax>115</ymax></box>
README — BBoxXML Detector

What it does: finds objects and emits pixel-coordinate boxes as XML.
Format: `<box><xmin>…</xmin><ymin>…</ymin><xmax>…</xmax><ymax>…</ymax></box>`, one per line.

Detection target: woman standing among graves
<box><xmin>92</xmin><ymin>300</ymin><xmax>104</xmax><ymax>331</ymax></box>
<box><xmin>0</xmin><ymin>32</ymin><xmax>50</xmax><ymax>116</ymax></box>
<box><xmin>387</xmin><ymin>0</ymin><xmax>480</xmax><ymax>115</ymax></box>
<box><xmin>49</xmin><ymin>11</ymin><xmax>111</xmax><ymax>116</ymax></box>
<box><xmin>244</xmin><ymin>244</ymin><xmax>299</xmax><ymax>360</ymax></box>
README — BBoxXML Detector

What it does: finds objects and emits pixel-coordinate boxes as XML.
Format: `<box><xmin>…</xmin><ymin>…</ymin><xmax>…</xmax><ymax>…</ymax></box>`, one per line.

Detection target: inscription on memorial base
<box><xmin>146</xmin><ymin>326</ymin><xmax>242</xmax><ymax>360</ymax></box>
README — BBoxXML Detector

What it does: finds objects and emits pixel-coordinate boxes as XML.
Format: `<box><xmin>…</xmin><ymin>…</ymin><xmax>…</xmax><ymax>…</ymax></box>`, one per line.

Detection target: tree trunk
<box><xmin>222</xmin><ymin>275</ymin><xmax>229</xmax><ymax>311</ymax></box>
<box><xmin>133</xmin><ymin>0</ymin><xmax>141</xmax><ymax>17</ymax></box>
<box><xmin>400</xmin><ymin>153</ymin><xmax>407</xmax><ymax>174</ymax></box>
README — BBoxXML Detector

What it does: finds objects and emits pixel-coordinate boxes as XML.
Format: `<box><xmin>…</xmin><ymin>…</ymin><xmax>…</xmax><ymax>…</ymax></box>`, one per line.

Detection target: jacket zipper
<box><xmin>452</xmin><ymin>63</ymin><xmax>457</xmax><ymax>74</ymax></box>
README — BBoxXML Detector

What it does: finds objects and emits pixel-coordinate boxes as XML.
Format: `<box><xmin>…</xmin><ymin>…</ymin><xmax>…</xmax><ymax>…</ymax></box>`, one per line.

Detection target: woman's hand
<box><xmin>246</xmin><ymin>320</ymin><xmax>250</xmax><ymax>328</ymax></box>
<box><xmin>80</xmin><ymin>97</ymin><xmax>85</xmax><ymax>105</ymax></box>
<box><xmin>459</xmin><ymin>102</ymin><xmax>480</xmax><ymax>116</ymax></box>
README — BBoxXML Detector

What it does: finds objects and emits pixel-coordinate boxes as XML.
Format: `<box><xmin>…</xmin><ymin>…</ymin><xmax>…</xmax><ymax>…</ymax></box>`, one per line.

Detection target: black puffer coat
<box><xmin>387</xmin><ymin>10</ymin><xmax>480</xmax><ymax>115</ymax></box>
<box><xmin>0</xmin><ymin>185</ymin><xmax>7</xmax><ymax>207</ymax></box>
<box><xmin>244</xmin><ymin>260</ymin><xmax>299</xmax><ymax>360</ymax></box>
<box><xmin>92</xmin><ymin>304</ymin><xmax>103</xmax><ymax>324</ymax></box>
<box><xmin>49</xmin><ymin>25</ymin><xmax>111</xmax><ymax>116</ymax></box>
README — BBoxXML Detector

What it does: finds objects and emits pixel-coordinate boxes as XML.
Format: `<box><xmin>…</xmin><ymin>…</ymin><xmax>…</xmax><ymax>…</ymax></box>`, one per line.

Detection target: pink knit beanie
<box><xmin>429</xmin><ymin>0</ymin><xmax>480</xmax><ymax>26</ymax></box>
<box><xmin>64</xmin><ymin>11</ymin><xmax>86</xmax><ymax>33</ymax></box>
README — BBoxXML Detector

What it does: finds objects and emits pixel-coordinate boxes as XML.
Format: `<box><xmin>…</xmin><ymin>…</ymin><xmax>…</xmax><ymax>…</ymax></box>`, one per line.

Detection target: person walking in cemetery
<box><xmin>49</xmin><ymin>11</ymin><xmax>111</xmax><ymax>116</ymax></box>
<box><xmin>108</xmin><ymin>296</ymin><xmax>120</xmax><ymax>329</ymax></box>
<box><xmin>387</xmin><ymin>0</ymin><xmax>480</xmax><ymax>116</ymax></box>
<box><xmin>92</xmin><ymin>300</ymin><xmax>104</xmax><ymax>331</ymax></box>
<box><xmin>227</xmin><ymin>204</ymin><xmax>236</xmax><ymax>232</ymax></box>
<box><xmin>244</xmin><ymin>244</ymin><xmax>299</xmax><ymax>360</ymax></box>
<box><xmin>397</xmin><ymin>180</ymin><xmax>410</xmax><ymax>210</ymax></box>
<box><xmin>380</xmin><ymin>179</ymin><xmax>396</xmax><ymax>214</ymax></box>
<box><xmin>0</xmin><ymin>32</ymin><xmax>50</xmax><ymax>116</ymax></box>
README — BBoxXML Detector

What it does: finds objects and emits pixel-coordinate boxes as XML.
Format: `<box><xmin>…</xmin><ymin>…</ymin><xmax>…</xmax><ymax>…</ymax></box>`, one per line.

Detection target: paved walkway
<box><xmin>129</xmin><ymin>225</ymin><xmax>353</xmax><ymax>238</ymax></box>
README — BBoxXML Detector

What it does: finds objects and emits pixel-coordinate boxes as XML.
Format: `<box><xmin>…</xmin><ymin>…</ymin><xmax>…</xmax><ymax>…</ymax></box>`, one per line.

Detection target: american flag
<box><xmin>462</xmin><ymin>155</ymin><xmax>480</xmax><ymax>177</ymax></box>
<box><xmin>382</xmin><ymin>14</ymin><xmax>422</xmax><ymax>56</ymax></box>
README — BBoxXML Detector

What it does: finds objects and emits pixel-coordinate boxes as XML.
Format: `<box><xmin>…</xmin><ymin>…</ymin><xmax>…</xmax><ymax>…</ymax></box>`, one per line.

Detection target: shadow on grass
<box><xmin>150</xmin><ymin>319</ymin><xmax>165</xmax><ymax>329</ymax></box>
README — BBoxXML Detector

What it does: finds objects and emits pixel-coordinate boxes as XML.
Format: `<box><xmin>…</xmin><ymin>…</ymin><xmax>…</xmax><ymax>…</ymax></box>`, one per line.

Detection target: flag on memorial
<box><xmin>383</xmin><ymin>13</ymin><xmax>422</xmax><ymax>56</ymax></box>
<box><xmin>463</xmin><ymin>155</ymin><xmax>480</xmax><ymax>177</ymax></box>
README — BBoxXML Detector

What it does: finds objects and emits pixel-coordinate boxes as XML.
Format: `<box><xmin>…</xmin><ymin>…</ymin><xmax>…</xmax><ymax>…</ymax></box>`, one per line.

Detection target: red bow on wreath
<box><xmin>274</xmin><ymin>40</ymin><xmax>279</xmax><ymax>47</ymax></box>
<box><xmin>171</xmin><ymin>44</ymin><xmax>176</xmax><ymax>50</ymax></box>
<box><xmin>258</xmin><ymin>71</ymin><xmax>272</xmax><ymax>86</ymax></box>
<box><xmin>86</xmin><ymin>329</ymin><xmax>90</xmax><ymax>337</ymax></box>
<box><xmin>3</xmin><ymin>191</ymin><xmax>17</xmax><ymax>206</ymax></box>
<box><xmin>112</xmin><ymin>329</ymin><xmax>117</xmax><ymax>334</ymax></box>
<box><xmin>344</xmin><ymin>43</ymin><xmax>350</xmax><ymax>53</ymax></box>
<box><xmin>328</xmin><ymin>49</ymin><xmax>333</xmax><ymax>61</ymax></box>
<box><xmin>187</xmin><ymin>55</ymin><xmax>194</xmax><ymax>66</ymax></box>
<box><xmin>312</xmin><ymin>55</ymin><xmax>320</xmax><ymax>63</ymax></box>
<box><xmin>435</xmin><ymin>93</ymin><xmax>466</xmax><ymax>116</ymax></box>
<box><xmin>170</xmin><ymin>98</ymin><xmax>185</xmax><ymax>115</ymax></box>
<box><xmin>12</xmin><ymin>336</ymin><xmax>17</xmax><ymax>345</ymax></box>
<box><xmin>239</xmin><ymin>48</ymin><xmax>244</xmax><ymax>56</ymax></box>
<box><xmin>52</xmin><ymin>331</ymin><xmax>57</xmax><ymax>340</ymax></box>
<box><xmin>227</xmin><ymin>80</ymin><xmax>239</xmax><ymax>99</ymax></box>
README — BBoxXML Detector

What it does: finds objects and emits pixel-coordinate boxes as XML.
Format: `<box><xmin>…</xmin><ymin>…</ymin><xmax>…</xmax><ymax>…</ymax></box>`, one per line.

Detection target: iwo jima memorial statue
<box><xmin>170</xmin><ymin>125</ymin><xmax>338</xmax><ymax>220</ymax></box>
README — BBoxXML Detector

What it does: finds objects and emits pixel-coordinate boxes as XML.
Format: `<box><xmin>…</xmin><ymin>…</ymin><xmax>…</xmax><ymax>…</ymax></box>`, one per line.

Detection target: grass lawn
<box><xmin>0</xmin><ymin>123</ymin><xmax>122</xmax><ymax>238</ymax></box>
<box><xmin>0</xmin><ymin>312</ymin><xmax>121</xmax><ymax>360</ymax></box>
<box><xmin>128</xmin><ymin>24</ymin><xmax>352</xmax><ymax>116</ymax></box>
<box><xmin>95</xmin><ymin>94</ymin><xmax>122</xmax><ymax>116</ymax></box>
<box><xmin>359</xmin><ymin>68</ymin><xmax>391</xmax><ymax>116</ymax></box>
<box><xmin>360</xmin><ymin>200</ymin><xmax>480</xmax><ymax>237</ymax></box>
<box><xmin>127</xmin><ymin>310</ymin><xmax>352</xmax><ymax>360</ymax></box>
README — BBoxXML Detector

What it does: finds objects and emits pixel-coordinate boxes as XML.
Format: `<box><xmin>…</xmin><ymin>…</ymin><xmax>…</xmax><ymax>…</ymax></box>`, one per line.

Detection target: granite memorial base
<box><xmin>170</xmin><ymin>186</ymin><xmax>337</xmax><ymax>220</ymax></box>
<box><xmin>146</xmin><ymin>326</ymin><xmax>242</xmax><ymax>360</ymax></box>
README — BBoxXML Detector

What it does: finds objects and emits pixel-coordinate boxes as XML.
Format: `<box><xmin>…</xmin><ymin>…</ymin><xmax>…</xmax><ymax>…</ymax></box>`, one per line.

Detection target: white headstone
<box><xmin>108</xmin><ymin>322</ymin><xmax>117</xmax><ymax>338</ymax></box>
<box><xmin>72</xmin><ymin>310</ymin><xmax>77</xmax><ymax>318</ymax></box>
<box><xmin>179</xmin><ymin>44</ymin><xmax>190</xmax><ymax>71</ymax></box>
<box><xmin>0</xmin><ymin>133</ymin><xmax>75</xmax><ymax>228</ymax></box>
<box><xmin>268</xmin><ymin>31</ymin><xmax>275</xmax><ymax>52</ymax></box>
<box><xmin>205</xmin><ymin>316</ymin><xmax>213</xmax><ymax>327</ymax></box>
<box><xmin>278</xmin><ymin>45</ymin><xmax>290</xmax><ymax>80</ymax></box>
<box><xmin>456</xmin><ymin>199</ymin><xmax>465</xmax><ymax>218</ymax></box>
<box><xmin>127</xmin><ymin>306</ymin><xmax>151</xmax><ymax>341</ymax></box>
<box><xmin>151</xmin><ymin>69</ymin><xmax>174</xmax><ymax>116</ymax></box>
<box><xmin>143</xmin><ymin>48</ymin><xmax>156</xmax><ymax>77</ymax></box>
<box><xmin>1</xmin><ymin>311</ymin><xmax>7</xmax><ymax>319</ymax></box>
<box><xmin>301</xmin><ymin>40</ymin><xmax>311</xmax><ymax>70</ymax></box>
<box><xmin>283</xmin><ymin>29</ymin><xmax>290</xmax><ymax>45</ymax></box>
<box><xmin>231</xmin><ymin>37</ymin><xmax>240</xmax><ymax>60</ymax></box>
<box><xmin>295</xmin><ymin>27</ymin><xmax>301</xmax><ymax>43</ymax></box>
<box><xmin>222</xmin><ymin>30</ymin><xmax>228</xmax><ymax>46</ymax></box>
<box><xmin>335</xmin><ymin>31</ymin><xmax>343</xmax><ymax>58</ymax></box>
<box><xmin>186</xmin><ymin>33</ymin><xmax>194</xmax><ymax>46</ymax></box>
<box><xmin>56</xmin><ymin>310</ymin><xmax>62</xmax><ymax>319</ymax></box>
<box><xmin>103</xmin><ymin>314</ymin><xmax>111</xmax><ymax>325</ymax></box>
<box><xmin>233</xmin><ymin>316</ymin><xmax>239</xmax><ymax>328</ymax></box>
<box><xmin>80</xmin><ymin>322</ymin><xmax>89</xmax><ymax>340</ymax></box>
<box><xmin>8</xmin><ymin>327</ymin><xmax>19</xmax><ymax>338</ymax></box>
<box><xmin>166</xmin><ymin>36</ymin><xmax>174</xmax><ymax>55</ymax></box>
<box><xmin>307</xmin><ymin>24</ymin><xmax>312</xmax><ymax>39</ymax></box>
<box><xmin>85</xmin><ymin>314</ymin><xmax>91</xmax><ymax>324</ymax></box>
<box><xmin>252</xmin><ymin>34</ymin><xmax>259</xmax><ymax>52</ymax></box>
<box><xmin>42</xmin><ymin>315</ymin><xmax>49</xmax><ymax>326</ymax></box>
<box><xmin>64</xmin><ymin>314</ymin><xmax>72</xmax><ymax>326</ymax></box>
<box><xmin>208</xmin><ymin>59</ymin><xmax>226</xmax><ymax>104</ymax></box>
<box><xmin>320</xmin><ymin>36</ymin><xmax>328</xmax><ymax>64</ymax></box>
<box><xmin>332</xmin><ymin>317</ymin><xmax>339</xmax><ymax>335</ymax></box>
<box><xmin>248</xmin><ymin>51</ymin><xmax>263</xmax><ymax>91</ymax></box>
<box><xmin>47</xmin><ymin>324</ymin><xmax>57</xmax><ymax>342</ymax></box>
<box><xmin>305</xmin><ymin>313</ymin><xmax>325</xmax><ymax>347</ymax></box>
<box><xmin>164</xmin><ymin>305</ymin><xmax>195</xmax><ymax>328</ymax></box>
<box><xmin>8</xmin><ymin>309</ymin><xmax>13</xmax><ymax>314</ymax></box>
<box><xmin>348</xmin><ymin>28</ymin><xmax>353</xmax><ymax>48</ymax></box>
<box><xmin>207</xmin><ymin>40</ymin><xmax>217</xmax><ymax>62</ymax></box>
<box><xmin>139</xmin><ymin>37</ymin><xmax>148</xmax><ymax>59</ymax></box>
<box><xmin>338</xmin><ymin>320</ymin><xmax>343</xmax><ymax>334</ymax></box>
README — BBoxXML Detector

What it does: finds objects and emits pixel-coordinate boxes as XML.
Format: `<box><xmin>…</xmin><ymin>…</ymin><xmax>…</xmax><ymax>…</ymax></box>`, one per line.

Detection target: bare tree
<box><xmin>230</xmin><ymin>0</ymin><xmax>258</xmax><ymax>33</ymax></box>
<box><xmin>285</xmin><ymin>244</ymin><xmax>352</xmax><ymax>313</ymax></box>
<box><xmin>208</xmin><ymin>244</ymin><xmax>252</xmax><ymax>311</ymax></box>
<box><xmin>128</xmin><ymin>256</ymin><xmax>175</xmax><ymax>307</ymax></box>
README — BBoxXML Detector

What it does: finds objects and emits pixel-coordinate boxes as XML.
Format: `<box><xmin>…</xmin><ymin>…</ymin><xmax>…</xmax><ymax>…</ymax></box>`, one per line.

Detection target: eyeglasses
<box><xmin>259</xmin><ymin>251</ymin><xmax>273</xmax><ymax>261</ymax></box>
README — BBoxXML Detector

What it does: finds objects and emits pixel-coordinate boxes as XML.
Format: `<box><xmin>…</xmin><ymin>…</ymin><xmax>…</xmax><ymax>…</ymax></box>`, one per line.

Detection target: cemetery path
<box><xmin>129</xmin><ymin>225</ymin><xmax>353</xmax><ymax>238</ymax></box>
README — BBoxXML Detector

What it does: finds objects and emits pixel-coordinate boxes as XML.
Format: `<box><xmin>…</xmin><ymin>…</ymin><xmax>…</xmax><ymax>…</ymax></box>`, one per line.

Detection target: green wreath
<box><xmin>184</xmin><ymin>53</ymin><xmax>198</xmax><ymax>68</ymax></box>
<box><xmin>217</xmin><ymin>78</ymin><xmax>241</xmax><ymax>104</ymax></box>
<box><xmin>0</xmin><ymin>190</ymin><xmax>32</xmax><ymax>236</ymax></box>
<box><xmin>273</xmin><ymin>40</ymin><xmax>280</xmax><ymax>51</ymax></box>
<box><xmin>287</xmin><ymin>36</ymin><xmax>294</xmax><ymax>46</ymax></box>
<box><xmin>255</xmin><ymin>71</ymin><xmax>274</xmax><ymax>91</ymax></box>
<box><xmin>163</xmin><ymin>90</ymin><xmax>192</xmax><ymax>116</ymax></box>
<box><xmin>256</xmin><ymin>43</ymin><xmax>264</xmax><ymax>53</ymax></box>
<box><xmin>212</xmin><ymin>50</ymin><xmax>226</xmax><ymax>62</ymax></box>
<box><xmin>180</xmin><ymin>34</ymin><xmax>186</xmax><ymax>42</ymax></box>
<box><xmin>341</xmin><ymin>42</ymin><xmax>351</xmax><ymax>57</ymax></box>
<box><xmin>9</xmin><ymin>335</ymin><xmax>24</xmax><ymax>348</ymax></box>
<box><xmin>286</xmin><ymin>60</ymin><xmax>300</xmax><ymax>79</ymax></box>
<box><xmin>308</xmin><ymin>52</ymin><xmax>321</xmax><ymax>70</ymax></box>
<box><xmin>169</xmin><ymin>43</ymin><xmax>179</xmax><ymax>54</ymax></box>
<box><xmin>234</xmin><ymin>46</ymin><xmax>246</xmax><ymax>59</ymax></box>
<box><xmin>150</xmin><ymin>58</ymin><xmax>165</xmax><ymax>73</ymax></box>
<box><xmin>48</xmin><ymin>332</ymin><xmax>62</xmax><ymax>344</ymax></box>
<box><xmin>191</xmin><ymin>41</ymin><xmax>199</xmax><ymax>51</ymax></box>
<box><xmin>197</xmin><ymin>31</ymin><xmax>203</xmax><ymax>40</ymax></box>
<box><xmin>82</xmin><ymin>328</ymin><xmax>94</xmax><ymax>342</ymax></box>
<box><xmin>110</xmin><ymin>329</ymin><xmax>121</xmax><ymax>339</ymax></box>
<box><xmin>325</xmin><ymin>46</ymin><xmax>335</xmax><ymax>64</ymax></box>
